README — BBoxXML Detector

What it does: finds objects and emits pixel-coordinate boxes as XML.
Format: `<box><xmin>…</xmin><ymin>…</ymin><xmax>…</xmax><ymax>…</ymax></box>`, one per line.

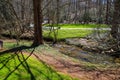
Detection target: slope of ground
<box><xmin>0</xmin><ymin>40</ymin><xmax>120</xmax><ymax>80</ymax></box>
<box><xmin>0</xmin><ymin>51</ymin><xmax>77</xmax><ymax>80</ymax></box>
<box><xmin>0</xmin><ymin>40</ymin><xmax>77</xmax><ymax>80</ymax></box>
<box><xmin>30</xmin><ymin>44</ymin><xmax>120</xmax><ymax>80</ymax></box>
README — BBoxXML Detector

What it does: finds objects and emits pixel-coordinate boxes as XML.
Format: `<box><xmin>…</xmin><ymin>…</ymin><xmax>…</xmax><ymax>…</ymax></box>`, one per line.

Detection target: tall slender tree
<box><xmin>105</xmin><ymin>0</ymin><xmax>110</xmax><ymax>24</ymax></box>
<box><xmin>111</xmin><ymin>0</ymin><xmax>120</xmax><ymax>41</ymax></box>
<box><xmin>33</xmin><ymin>0</ymin><xmax>43</xmax><ymax>46</ymax></box>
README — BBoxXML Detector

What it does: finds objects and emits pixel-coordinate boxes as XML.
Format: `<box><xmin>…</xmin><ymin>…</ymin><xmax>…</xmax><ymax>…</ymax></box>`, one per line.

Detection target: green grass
<box><xmin>43</xmin><ymin>30</ymin><xmax>93</xmax><ymax>40</ymax></box>
<box><xmin>45</xmin><ymin>24</ymin><xmax>109</xmax><ymax>28</ymax></box>
<box><xmin>3</xmin><ymin>40</ymin><xmax>32</xmax><ymax>49</ymax></box>
<box><xmin>43</xmin><ymin>24</ymin><xmax>109</xmax><ymax>40</ymax></box>
<box><xmin>0</xmin><ymin>53</ymin><xmax>77</xmax><ymax>80</ymax></box>
<box><xmin>0</xmin><ymin>41</ymin><xmax>78</xmax><ymax>80</ymax></box>
<box><xmin>0</xmin><ymin>41</ymin><xmax>118</xmax><ymax>80</ymax></box>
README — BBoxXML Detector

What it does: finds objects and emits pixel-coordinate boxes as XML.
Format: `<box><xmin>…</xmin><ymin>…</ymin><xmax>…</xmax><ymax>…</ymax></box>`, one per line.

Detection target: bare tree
<box><xmin>111</xmin><ymin>0</ymin><xmax>120</xmax><ymax>49</ymax></box>
<box><xmin>32</xmin><ymin>0</ymin><xmax>43</xmax><ymax>45</ymax></box>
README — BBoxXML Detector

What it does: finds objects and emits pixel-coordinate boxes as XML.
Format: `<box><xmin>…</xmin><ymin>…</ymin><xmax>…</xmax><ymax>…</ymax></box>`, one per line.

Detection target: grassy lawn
<box><xmin>43</xmin><ymin>23</ymin><xmax>110</xmax><ymax>41</ymax></box>
<box><xmin>0</xmin><ymin>41</ymin><xmax>78</xmax><ymax>80</ymax></box>
<box><xmin>0</xmin><ymin>54</ymin><xmax>77</xmax><ymax>80</ymax></box>
<box><xmin>43</xmin><ymin>29</ymin><xmax>93</xmax><ymax>40</ymax></box>
<box><xmin>44</xmin><ymin>24</ymin><xmax>109</xmax><ymax>28</ymax></box>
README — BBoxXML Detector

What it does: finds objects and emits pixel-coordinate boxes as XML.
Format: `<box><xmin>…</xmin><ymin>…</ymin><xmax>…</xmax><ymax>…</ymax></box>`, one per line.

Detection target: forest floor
<box><xmin>1</xmin><ymin>39</ymin><xmax>120</xmax><ymax>80</ymax></box>
<box><xmin>27</xmin><ymin>45</ymin><xmax>120</xmax><ymax>80</ymax></box>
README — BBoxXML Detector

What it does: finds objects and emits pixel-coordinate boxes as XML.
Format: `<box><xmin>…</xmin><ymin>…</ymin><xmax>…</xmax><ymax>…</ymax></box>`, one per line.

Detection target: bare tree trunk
<box><xmin>33</xmin><ymin>0</ymin><xmax>43</xmax><ymax>46</ymax></box>
<box><xmin>105</xmin><ymin>0</ymin><xmax>110</xmax><ymax>24</ymax></box>
<box><xmin>111</xmin><ymin>0</ymin><xmax>120</xmax><ymax>40</ymax></box>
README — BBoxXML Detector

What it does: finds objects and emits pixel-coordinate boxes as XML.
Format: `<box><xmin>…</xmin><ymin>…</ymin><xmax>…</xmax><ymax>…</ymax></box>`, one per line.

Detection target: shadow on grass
<box><xmin>0</xmin><ymin>45</ymin><xmax>38</xmax><ymax>56</ymax></box>
<box><xmin>0</xmin><ymin>45</ymin><xmax>73</xmax><ymax>80</ymax></box>
<box><xmin>0</xmin><ymin>45</ymin><xmax>36</xmax><ymax>80</ymax></box>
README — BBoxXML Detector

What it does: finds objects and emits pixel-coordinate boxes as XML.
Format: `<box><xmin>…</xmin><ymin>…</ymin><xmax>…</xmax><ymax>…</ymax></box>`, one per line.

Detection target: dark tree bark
<box><xmin>111</xmin><ymin>0</ymin><xmax>120</xmax><ymax>40</ymax></box>
<box><xmin>105</xmin><ymin>0</ymin><xmax>110</xmax><ymax>24</ymax></box>
<box><xmin>32</xmin><ymin>0</ymin><xmax>43</xmax><ymax>46</ymax></box>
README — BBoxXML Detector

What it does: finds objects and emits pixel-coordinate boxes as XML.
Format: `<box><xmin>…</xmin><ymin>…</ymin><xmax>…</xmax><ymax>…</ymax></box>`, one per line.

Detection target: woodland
<box><xmin>0</xmin><ymin>0</ymin><xmax>120</xmax><ymax>80</ymax></box>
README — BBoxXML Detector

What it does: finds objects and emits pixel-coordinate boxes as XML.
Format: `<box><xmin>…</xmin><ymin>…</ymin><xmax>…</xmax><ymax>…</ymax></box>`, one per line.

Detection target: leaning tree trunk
<box><xmin>33</xmin><ymin>0</ymin><xmax>43</xmax><ymax>46</ymax></box>
<box><xmin>111</xmin><ymin>0</ymin><xmax>120</xmax><ymax>41</ymax></box>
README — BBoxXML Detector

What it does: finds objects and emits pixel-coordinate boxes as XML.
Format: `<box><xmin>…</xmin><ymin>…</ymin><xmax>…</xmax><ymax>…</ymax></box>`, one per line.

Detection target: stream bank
<box><xmin>51</xmin><ymin>36</ymin><xmax>120</xmax><ymax>65</ymax></box>
<box><xmin>52</xmin><ymin>42</ymin><xmax>115</xmax><ymax>64</ymax></box>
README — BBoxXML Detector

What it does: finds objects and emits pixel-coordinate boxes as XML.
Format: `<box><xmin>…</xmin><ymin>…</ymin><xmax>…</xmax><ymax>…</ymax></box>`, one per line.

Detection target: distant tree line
<box><xmin>0</xmin><ymin>0</ymin><xmax>120</xmax><ymax>47</ymax></box>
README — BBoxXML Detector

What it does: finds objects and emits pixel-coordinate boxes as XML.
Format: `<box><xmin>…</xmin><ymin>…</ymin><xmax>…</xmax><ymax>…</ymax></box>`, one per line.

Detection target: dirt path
<box><xmin>43</xmin><ymin>27</ymin><xmax>111</xmax><ymax>31</ymax></box>
<box><xmin>29</xmin><ymin>50</ymin><xmax>120</xmax><ymax>80</ymax></box>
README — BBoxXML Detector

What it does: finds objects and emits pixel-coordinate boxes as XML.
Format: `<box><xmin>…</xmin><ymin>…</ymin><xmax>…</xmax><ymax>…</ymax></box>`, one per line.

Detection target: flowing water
<box><xmin>52</xmin><ymin>42</ymin><xmax>115</xmax><ymax>65</ymax></box>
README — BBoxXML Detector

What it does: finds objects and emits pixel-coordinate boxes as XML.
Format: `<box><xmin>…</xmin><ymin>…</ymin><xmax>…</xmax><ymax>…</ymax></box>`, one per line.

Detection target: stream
<box><xmin>49</xmin><ymin>31</ymin><xmax>120</xmax><ymax>65</ymax></box>
<box><xmin>52</xmin><ymin>42</ymin><xmax>115</xmax><ymax>65</ymax></box>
